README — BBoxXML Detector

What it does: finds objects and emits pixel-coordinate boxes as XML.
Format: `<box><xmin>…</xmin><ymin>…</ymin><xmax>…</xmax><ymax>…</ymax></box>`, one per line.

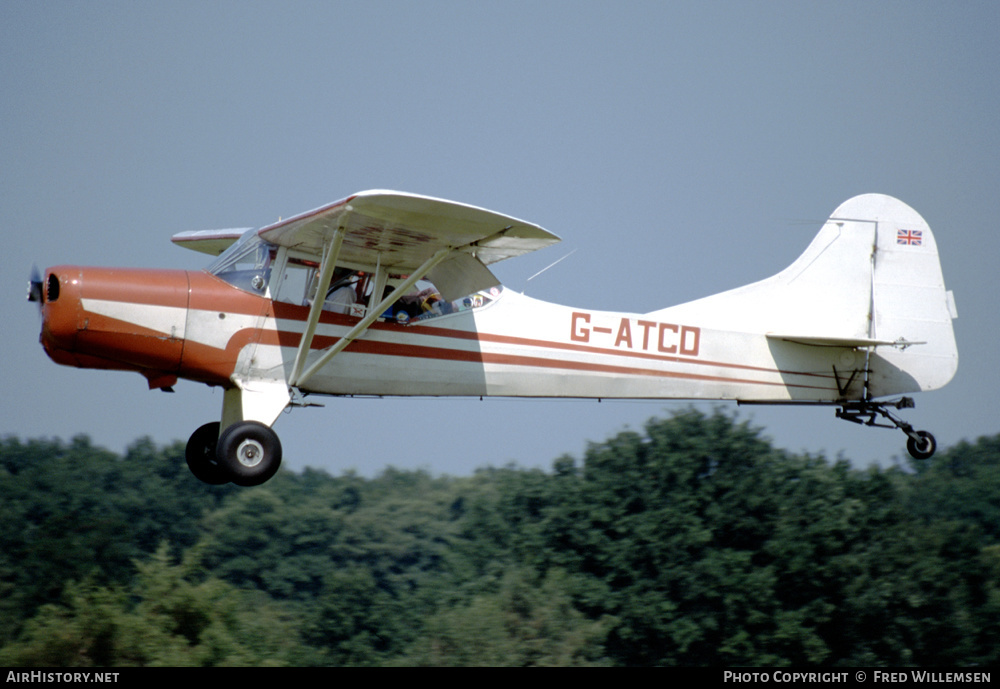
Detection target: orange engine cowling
<box><xmin>39</xmin><ymin>266</ymin><xmax>191</xmax><ymax>389</ymax></box>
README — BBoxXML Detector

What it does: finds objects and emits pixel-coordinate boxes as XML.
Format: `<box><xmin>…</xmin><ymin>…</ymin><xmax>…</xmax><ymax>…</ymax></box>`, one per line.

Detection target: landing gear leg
<box><xmin>836</xmin><ymin>397</ymin><xmax>937</xmax><ymax>460</ymax></box>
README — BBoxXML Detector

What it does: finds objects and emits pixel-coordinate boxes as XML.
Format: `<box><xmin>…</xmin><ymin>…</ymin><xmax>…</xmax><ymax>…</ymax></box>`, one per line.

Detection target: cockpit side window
<box><xmin>387</xmin><ymin>281</ymin><xmax>503</xmax><ymax>324</ymax></box>
<box><xmin>305</xmin><ymin>269</ymin><xmax>503</xmax><ymax>322</ymax></box>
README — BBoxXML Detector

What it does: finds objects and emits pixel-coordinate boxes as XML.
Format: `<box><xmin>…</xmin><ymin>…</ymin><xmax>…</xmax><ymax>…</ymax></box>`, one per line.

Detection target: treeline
<box><xmin>1</xmin><ymin>409</ymin><xmax>998</xmax><ymax>666</ymax></box>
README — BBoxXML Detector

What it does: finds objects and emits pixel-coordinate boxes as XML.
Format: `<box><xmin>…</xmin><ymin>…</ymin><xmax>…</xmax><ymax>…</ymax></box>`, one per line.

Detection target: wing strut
<box><xmin>292</xmin><ymin>247</ymin><xmax>454</xmax><ymax>389</ymax></box>
<box><xmin>289</xmin><ymin>227</ymin><xmax>346</xmax><ymax>386</ymax></box>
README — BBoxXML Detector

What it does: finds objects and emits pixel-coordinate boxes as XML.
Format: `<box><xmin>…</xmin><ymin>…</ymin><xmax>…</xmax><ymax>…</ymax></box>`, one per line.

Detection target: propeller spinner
<box><xmin>27</xmin><ymin>265</ymin><xmax>43</xmax><ymax>308</ymax></box>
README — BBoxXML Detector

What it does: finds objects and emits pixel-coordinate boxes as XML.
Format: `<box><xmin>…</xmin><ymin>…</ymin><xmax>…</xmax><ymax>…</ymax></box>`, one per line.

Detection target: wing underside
<box><xmin>259</xmin><ymin>190</ymin><xmax>559</xmax><ymax>298</ymax></box>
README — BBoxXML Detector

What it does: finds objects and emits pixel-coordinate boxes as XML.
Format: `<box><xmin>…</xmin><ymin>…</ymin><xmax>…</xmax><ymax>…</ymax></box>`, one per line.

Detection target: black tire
<box><xmin>216</xmin><ymin>421</ymin><xmax>282</xmax><ymax>487</ymax></box>
<box><xmin>185</xmin><ymin>422</ymin><xmax>230</xmax><ymax>484</ymax></box>
<box><xmin>906</xmin><ymin>430</ymin><xmax>937</xmax><ymax>460</ymax></box>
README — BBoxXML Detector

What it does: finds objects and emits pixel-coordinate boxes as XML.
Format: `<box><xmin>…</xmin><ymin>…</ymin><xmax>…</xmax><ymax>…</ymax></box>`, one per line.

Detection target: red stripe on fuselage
<box><xmin>270</xmin><ymin>302</ymin><xmax>835</xmax><ymax>383</ymax></box>
<box><xmin>246</xmin><ymin>327</ymin><xmax>837</xmax><ymax>394</ymax></box>
<box><xmin>299</xmin><ymin>337</ymin><xmax>832</xmax><ymax>391</ymax></box>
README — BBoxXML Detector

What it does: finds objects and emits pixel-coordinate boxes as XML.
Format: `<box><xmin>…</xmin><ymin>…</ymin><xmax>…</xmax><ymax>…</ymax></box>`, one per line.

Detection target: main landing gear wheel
<box><xmin>216</xmin><ymin>421</ymin><xmax>282</xmax><ymax>487</ymax></box>
<box><xmin>906</xmin><ymin>430</ymin><xmax>937</xmax><ymax>461</ymax></box>
<box><xmin>185</xmin><ymin>422</ymin><xmax>230</xmax><ymax>485</ymax></box>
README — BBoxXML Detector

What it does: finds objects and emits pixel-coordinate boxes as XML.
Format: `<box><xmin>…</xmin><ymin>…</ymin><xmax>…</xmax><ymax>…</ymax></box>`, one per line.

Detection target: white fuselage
<box><xmin>231</xmin><ymin>289</ymin><xmax>860</xmax><ymax>403</ymax></box>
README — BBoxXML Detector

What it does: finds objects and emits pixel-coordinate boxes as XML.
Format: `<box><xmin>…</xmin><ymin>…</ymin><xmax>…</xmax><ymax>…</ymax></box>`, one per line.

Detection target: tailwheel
<box><xmin>216</xmin><ymin>421</ymin><xmax>283</xmax><ymax>487</ymax></box>
<box><xmin>906</xmin><ymin>430</ymin><xmax>936</xmax><ymax>461</ymax></box>
<box><xmin>185</xmin><ymin>422</ymin><xmax>230</xmax><ymax>485</ymax></box>
<box><xmin>836</xmin><ymin>397</ymin><xmax>938</xmax><ymax>461</ymax></box>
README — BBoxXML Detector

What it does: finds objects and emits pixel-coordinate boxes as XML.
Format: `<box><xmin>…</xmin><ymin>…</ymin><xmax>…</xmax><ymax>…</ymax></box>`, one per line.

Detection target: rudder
<box><xmin>849</xmin><ymin>194</ymin><xmax>958</xmax><ymax>395</ymax></box>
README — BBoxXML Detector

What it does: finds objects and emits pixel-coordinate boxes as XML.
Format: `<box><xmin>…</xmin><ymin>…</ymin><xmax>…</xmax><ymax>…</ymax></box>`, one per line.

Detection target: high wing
<box><xmin>260</xmin><ymin>190</ymin><xmax>560</xmax><ymax>388</ymax></box>
<box><xmin>258</xmin><ymin>189</ymin><xmax>560</xmax><ymax>301</ymax></box>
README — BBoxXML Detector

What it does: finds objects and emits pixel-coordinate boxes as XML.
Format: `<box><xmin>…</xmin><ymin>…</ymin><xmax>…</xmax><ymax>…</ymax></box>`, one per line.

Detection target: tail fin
<box><xmin>653</xmin><ymin>194</ymin><xmax>958</xmax><ymax>396</ymax></box>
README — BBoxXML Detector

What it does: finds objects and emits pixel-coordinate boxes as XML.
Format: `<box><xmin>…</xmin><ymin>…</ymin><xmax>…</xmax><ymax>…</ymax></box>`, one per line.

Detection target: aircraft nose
<box><xmin>38</xmin><ymin>267</ymin><xmax>84</xmax><ymax>362</ymax></box>
<box><xmin>37</xmin><ymin>265</ymin><xmax>191</xmax><ymax>379</ymax></box>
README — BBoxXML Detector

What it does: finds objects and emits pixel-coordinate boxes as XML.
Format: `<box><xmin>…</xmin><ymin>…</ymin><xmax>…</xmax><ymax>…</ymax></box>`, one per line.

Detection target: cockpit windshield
<box><xmin>208</xmin><ymin>230</ymin><xmax>274</xmax><ymax>294</ymax></box>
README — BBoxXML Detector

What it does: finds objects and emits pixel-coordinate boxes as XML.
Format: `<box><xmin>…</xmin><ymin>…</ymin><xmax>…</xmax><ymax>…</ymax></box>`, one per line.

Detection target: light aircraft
<box><xmin>28</xmin><ymin>191</ymin><xmax>958</xmax><ymax>486</ymax></box>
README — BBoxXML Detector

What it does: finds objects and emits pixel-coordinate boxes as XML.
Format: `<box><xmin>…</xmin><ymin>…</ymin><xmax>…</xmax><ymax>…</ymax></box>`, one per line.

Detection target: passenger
<box><xmin>323</xmin><ymin>269</ymin><xmax>358</xmax><ymax>314</ymax></box>
<box><xmin>417</xmin><ymin>287</ymin><xmax>443</xmax><ymax>315</ymax></box>
<box><xmin>326</xmin><ymin>283</ymin><xmax>357</xmax><ymax>314</ymax></box>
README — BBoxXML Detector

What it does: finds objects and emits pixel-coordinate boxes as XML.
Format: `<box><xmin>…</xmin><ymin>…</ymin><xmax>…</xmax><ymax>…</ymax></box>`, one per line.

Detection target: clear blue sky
<box><xmin>4</xmin><ymin>1</ymin><xmax>998</xmax><ymax>476</ymax></box>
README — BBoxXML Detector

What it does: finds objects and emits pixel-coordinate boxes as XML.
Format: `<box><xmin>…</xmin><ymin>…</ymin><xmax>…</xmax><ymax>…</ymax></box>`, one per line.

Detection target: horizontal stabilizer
<box><xmin>172</xmin><ymin>229</ymin><xmax>251</xmax><ymax>256</ymax></box>
<box><xmin>765</xmin><ymin>333</ymin><xmax>925</xmax><ymax>348</ymax></box>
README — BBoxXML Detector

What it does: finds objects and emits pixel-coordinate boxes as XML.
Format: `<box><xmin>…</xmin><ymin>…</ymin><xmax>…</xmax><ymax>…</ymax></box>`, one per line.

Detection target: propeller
<box><xmin>27</xmin><ymin>265</ymin><xmax>43</xmax><ymax>312</ymax></box>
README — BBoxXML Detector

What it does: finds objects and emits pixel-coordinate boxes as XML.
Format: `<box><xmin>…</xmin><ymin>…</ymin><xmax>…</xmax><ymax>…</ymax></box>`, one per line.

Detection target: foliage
<box><xmin>0</xmin><ymin>436</ymin><xmax>233</xmax><ymax>644</ymax></box>
<box><xmin>394</xmin><ymin>567</ymin><xmax>613</xmax><ymax>666</ymax></box>
<box><xmin>0</xmin><ymin>543</ymin><xmax>300</xmax><ymax>666</ymax></box>
<box><xmin>2</xmin><ymin>412</ymin><xmax>999</xmax><ymax>666</ymax></box>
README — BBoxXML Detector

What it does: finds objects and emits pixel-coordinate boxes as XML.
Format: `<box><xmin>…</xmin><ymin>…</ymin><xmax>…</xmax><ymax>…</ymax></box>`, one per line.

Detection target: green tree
<box><xmin>4</xmin><ymin>415</ymin><xmax>999</xmax><ymax>666</ymax></box>
<box><xmin>396</xmin><ymin>567</ymin><xmax>611</xmax><ymax>666</ymax></box>
<box><xmin>0</xmin><ymin>543</ymin><xmax>302</xmax><ymax>666</ymax></box>
<box><xmin>0</xmin><ymin>435</ymin><xmax>234</xmax><ymax>643</ymax></box>
<box><xmin>905</xmin><ymin>433</ymin><xmax>1000</xmax><ymax>543</ymax></box>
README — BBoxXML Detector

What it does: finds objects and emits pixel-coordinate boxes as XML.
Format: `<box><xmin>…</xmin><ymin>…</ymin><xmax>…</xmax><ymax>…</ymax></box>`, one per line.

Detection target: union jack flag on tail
<box><xmin>897</xmin><ymin>228</ymin><xmax>923</xmax><ymax>246</ymax></box>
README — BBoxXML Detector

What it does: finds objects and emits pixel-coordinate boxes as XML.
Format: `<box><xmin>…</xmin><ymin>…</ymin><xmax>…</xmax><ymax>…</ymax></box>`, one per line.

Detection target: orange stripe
<box><xmin>271</xmin><ymin>318</ymin><xmax>835</xmax><ymax>383</ymax></box>
<box><xmin>245</xmin><ymin>329</ymin><xmax>836</xmax><ymax>393</ymax></box>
